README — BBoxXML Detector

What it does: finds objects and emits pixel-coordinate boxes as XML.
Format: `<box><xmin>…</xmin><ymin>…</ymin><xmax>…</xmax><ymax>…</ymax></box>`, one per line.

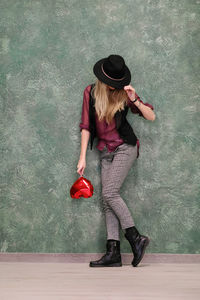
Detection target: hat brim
<box><xmin>93</xmin><ymin>58</ymin><xmax>131</xmax><ymax>89</ymax></box>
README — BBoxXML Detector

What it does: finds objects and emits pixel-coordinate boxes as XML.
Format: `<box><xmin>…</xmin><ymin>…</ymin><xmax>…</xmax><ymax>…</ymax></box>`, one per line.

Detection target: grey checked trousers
<box><xmin>99</xmin><ymin>142</ymin><xmax>138</xmax><ymax>241</ymax></box>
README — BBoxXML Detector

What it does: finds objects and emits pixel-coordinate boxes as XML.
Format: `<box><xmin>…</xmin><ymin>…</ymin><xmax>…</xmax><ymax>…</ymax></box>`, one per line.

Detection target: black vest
<box><xmin>88</xmin><ymin>83</ymin><xmax>138</xmax><ymax>151</ymax></box>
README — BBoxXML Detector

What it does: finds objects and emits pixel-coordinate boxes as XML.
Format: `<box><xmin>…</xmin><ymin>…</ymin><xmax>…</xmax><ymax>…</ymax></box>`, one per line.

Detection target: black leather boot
<box><xmin>89</xmin><ymin>239</ymin><xmax>122</xmax><ymax>267</ymax></box>
<box><xmin>124</xmin><ymin>226</ymin><xmax>150</xmax><ymax>267</ymax></box>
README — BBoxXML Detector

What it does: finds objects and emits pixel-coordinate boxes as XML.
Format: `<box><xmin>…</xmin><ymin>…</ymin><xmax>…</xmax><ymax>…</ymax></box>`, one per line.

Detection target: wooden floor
<box><xmin>0</xmin><ymin>262</ymin><xmax>200</xmax><ymax>300</ymax></box>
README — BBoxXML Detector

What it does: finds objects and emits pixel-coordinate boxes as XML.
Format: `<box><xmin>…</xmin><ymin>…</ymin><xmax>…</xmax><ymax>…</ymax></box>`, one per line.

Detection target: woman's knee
<box><xmin>102</xmin><ymin>187</ymin><xmax>120</xmax><ymax>202</ymax></box>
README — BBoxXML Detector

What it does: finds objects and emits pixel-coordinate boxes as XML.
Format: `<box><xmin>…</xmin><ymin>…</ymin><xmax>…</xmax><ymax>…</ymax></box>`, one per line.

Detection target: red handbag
<box><xmin>70</xmin><ymin>176</ymin><xmax>94</xmax><ymax>199</ymax></box>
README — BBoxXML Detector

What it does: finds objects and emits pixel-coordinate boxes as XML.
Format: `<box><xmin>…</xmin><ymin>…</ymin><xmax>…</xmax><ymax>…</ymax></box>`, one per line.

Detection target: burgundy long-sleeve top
<box><xmin>79</xmin><ymin>84</ymin><xmax>154</xmax><ymax>153</ymax></box>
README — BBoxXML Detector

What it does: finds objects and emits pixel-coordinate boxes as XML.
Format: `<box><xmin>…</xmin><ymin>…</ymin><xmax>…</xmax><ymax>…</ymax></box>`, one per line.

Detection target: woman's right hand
<box><xmin>77</xmin><ymin>157</ymin><xmax>86</xmax><ymax>176</ymax></box>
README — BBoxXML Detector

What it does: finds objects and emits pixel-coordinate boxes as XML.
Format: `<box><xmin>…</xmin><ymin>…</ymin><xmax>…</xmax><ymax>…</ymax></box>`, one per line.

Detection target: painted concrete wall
<box><xmin>0</xmin><ymin>0</ymin><xmax>199</xmax><ymax>253</ymax></box>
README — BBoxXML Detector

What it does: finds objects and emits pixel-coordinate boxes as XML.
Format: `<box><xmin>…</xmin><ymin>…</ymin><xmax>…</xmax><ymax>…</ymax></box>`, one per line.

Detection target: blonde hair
<box><xmin>91</xmin><ymin>79</ymin><xmax>129</xmax><ymax>125</ymax></box>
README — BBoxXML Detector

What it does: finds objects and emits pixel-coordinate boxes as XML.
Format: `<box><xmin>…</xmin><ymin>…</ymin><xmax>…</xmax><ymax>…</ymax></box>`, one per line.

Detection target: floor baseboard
<box><xmin>0</xmin><ymin>253</ymin><xmax>200</xmax><ymax>263</ymax></box>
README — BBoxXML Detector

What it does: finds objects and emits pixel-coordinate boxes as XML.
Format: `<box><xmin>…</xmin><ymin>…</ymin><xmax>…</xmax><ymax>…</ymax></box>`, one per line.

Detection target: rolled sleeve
<box><xmin>127</xmin><ymin>92</ymin><xmax>154</xmax><ymax>118</ymax></box>
<box><xmin>79</xmin><ymin>85</ymin><xmax>91</xmax><ymax>132</ymax></box>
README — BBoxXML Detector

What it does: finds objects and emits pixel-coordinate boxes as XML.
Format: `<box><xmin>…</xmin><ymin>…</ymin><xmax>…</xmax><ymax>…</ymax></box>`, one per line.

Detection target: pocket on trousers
<box><xmin>113</xmin><ymin>143</ymin><xmax>126</xmax><ymax>152</ymax></box>
<box><xmin>123</xmin><ymin>143</ymin><xmax>137</xmax><ymax>155</ymax></box>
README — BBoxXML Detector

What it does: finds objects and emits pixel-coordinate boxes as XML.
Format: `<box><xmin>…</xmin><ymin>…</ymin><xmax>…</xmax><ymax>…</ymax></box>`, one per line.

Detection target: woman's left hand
<box><xmin>124</xmin><ymin>85</ymin><xmax>136</xmax><ymax>101</ymax></box>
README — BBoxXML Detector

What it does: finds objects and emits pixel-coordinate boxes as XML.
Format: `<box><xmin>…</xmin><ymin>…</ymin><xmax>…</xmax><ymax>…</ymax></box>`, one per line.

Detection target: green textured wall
<box><xmin>0</xmin><ymin>0</ymin><xmax>199</xmax><ymax>254</ymax></box>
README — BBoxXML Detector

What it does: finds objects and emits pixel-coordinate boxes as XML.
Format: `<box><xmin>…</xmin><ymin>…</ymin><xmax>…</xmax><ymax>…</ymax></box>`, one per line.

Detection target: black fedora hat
<box><xmin>93</xmin><ymin>54</ymin><xmax>131</xmax><ymax>89</ymax></box>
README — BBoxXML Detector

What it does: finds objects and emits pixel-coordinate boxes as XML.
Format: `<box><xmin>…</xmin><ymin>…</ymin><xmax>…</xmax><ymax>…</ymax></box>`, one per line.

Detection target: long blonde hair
<box><xmin>91</xmin><ymin>79</ymin><xmax>129</xmax><ymax>125</ymax></box>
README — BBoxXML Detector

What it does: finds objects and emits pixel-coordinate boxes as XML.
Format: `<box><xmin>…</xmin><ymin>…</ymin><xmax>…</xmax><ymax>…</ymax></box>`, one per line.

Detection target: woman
<box><xmin>77</xmin><ymin>54</ymin><xmax>156</xmax><ymax>267</ymax></box>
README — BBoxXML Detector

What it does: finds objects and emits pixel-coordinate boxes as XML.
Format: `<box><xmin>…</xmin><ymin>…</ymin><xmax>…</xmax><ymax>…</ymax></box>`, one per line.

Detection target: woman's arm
<box><xmin>133</xmin><ymin>99</ymin><xmax>156</xmax><ymax>121</ymax></box>
<box><xmin>80</xmin><ymin>129</ymin><xmax>90</xmax><ymax>159</ymax></box>
<box><xmin>79</xmin><ymin>86</ymin><xmax>92</xmax><ymax>157</ymax></box>
<box><xmin>77</xmin><ymin>129</ymin><xmax>90</xmax><ymax>175</ymax></box>
<box><xmin>124</xmin><ymin>85</ymin><xmax>156</xmax><ymax>121</ymax></box>
<box><xmin>77</xmin><ymin>85</ymin><xmax>91</xmax><ymax>175</ymax></box>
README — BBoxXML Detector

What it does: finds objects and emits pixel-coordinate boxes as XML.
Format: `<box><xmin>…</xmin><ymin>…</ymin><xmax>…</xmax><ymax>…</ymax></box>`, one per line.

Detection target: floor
<box><xmin>0</xmin><ymin>262</ymin><xmax>200</xmax><ymax>300</ymax></box>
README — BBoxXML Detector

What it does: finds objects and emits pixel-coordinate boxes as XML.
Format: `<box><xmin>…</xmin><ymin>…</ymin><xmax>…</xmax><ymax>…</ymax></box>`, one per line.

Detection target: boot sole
<box><xmin>89</xmin><ymin>262</ymin><xmax>122</xmax><ymax>267</ymax></box>
<box><xmin>132</xmin><ymin>237</ymin><xmax>150</xmax><ymax>267</ymax></box>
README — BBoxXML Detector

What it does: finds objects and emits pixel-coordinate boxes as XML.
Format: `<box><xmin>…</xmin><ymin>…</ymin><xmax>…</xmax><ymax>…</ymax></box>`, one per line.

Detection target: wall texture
<box><xmin>0</xmin><ymin>0</ymin><xmax>199</xmax><ymax>253</ymax></box>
